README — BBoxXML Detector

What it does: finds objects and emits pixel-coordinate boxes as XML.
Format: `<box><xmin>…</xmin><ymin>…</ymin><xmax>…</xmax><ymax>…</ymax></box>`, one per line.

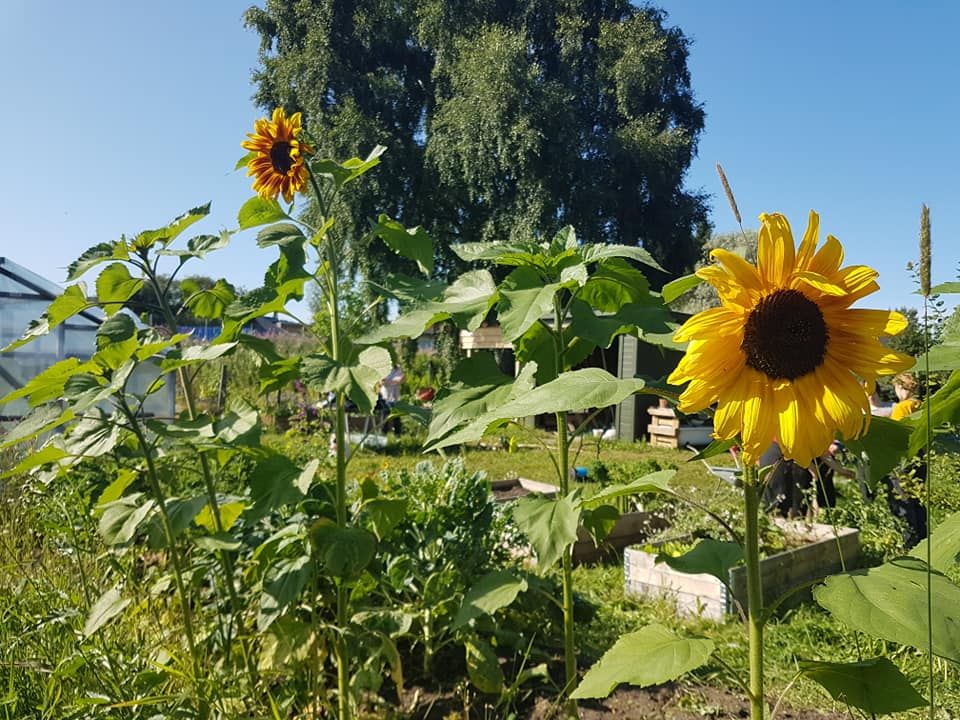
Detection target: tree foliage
<box><xmin>245</xmin><ymin>0</ymin><xmax>710</xmax><ymax>280</ymax></box>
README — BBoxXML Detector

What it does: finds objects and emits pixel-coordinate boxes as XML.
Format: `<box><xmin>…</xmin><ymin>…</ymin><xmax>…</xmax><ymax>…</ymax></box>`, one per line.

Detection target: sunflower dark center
<box><xmin>270</xmin><ymin>141</ymin><xmax>294</xmax><ymax>174</ymax></box>
<box><xmin>741</xmin><ymin>289</ymin><xmax>828</xmax><ymax>380</ymax></box>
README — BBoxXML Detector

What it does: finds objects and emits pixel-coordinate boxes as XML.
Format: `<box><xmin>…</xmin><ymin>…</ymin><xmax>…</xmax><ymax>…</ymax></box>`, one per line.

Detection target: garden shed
<box><xmin>0</xmin><ymin>257</ymin><xmax>175</xmax><ymax>423</ymax></box>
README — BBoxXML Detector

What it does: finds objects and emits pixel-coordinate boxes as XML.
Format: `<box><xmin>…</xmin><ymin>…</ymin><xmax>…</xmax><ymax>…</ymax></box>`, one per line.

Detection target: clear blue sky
<box><xmin>1</xmin><ymin>1</ymin><xmax>957</xmax><ymax>314</ymax></box>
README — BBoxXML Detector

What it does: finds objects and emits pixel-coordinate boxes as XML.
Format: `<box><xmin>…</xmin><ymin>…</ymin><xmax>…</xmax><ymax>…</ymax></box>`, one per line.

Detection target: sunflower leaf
<box><xmin>370</xmin><ymin>214</ymin><xmax>434</xmax><ymax>276</ymax></box>
<box><xmin>96</xmin><ymin>263</ymin><xmax>143</xmax><ymax>316</ymax></box>
<box><xmin>799</xmin><ymin>658</ymin><xmax>927</xmax><ymax>715</ymax></box>
<box><xmin>133</xmin><ymin>204</ymin><xmax>211</xmax><ymax>249</ymax></box>
<box><xmin>662</xmin><ymin>273</ymin><xmax>704</xmax><ymax>304</ymax></box>
<box><xmin>238</xmin><ymin>196</ymin><xmax>289</xmax><ymax>230</ymax></box>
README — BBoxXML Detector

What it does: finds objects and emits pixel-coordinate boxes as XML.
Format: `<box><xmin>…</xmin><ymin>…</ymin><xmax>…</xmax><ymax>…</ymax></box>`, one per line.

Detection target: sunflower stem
<box><xmin>923</xmin><ymin>294</ymin><xmax>934</xmax><ymax>720</ymax></box>
<box><xmin>742</xmin><ymin>462</ymin><xmax>765</xmax><ymax>719</ymax></box>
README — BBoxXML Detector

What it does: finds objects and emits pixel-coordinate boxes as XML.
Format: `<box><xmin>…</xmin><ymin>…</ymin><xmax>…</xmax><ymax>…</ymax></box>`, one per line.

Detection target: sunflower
<box><xmin>241</xmin><ymin>108</ymin><xmax>314</xmax><ymax>203</ymax></box>
<box><xmin>668</xmin><ymin>211</ymin><xmax>914</xmax><ymax>466</ymax></box>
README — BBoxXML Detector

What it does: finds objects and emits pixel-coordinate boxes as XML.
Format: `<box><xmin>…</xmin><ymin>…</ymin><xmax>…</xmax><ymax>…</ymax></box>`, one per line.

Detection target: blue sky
<box><xmin>1</xmin><ymin>1</ymin><xmax>957</xmax><ymax>314</ymax></box>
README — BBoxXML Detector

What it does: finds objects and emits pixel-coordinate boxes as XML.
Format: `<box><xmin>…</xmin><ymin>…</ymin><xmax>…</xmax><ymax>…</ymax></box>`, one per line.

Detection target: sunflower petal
<box><xmin>758</xmin><ymin>213</ymin><xmax>796</xmax><ymax>288</ymax></box>
<box><xmin>795</xmin><ymin>211</ymin><xmax>820</xmax><ymax>270</ymax></box>
<box><xmin>710</xmin><ymin>249</ymin><xmax>764</xmax><ymax>294</ymax></box>
<box><xmin>673</xmin><ymin>307</ymin><xmax>745</xmax><ymax>342</ymax></box>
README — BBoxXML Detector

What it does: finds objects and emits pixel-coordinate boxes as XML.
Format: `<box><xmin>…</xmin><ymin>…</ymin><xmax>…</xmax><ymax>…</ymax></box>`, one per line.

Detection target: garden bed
<box><xmin>491</xmin><ymin>477</ymin><xmax>558</xmax><ymax>502</ymax></box>
<box><xmin>573</xmin><ymin>511</ymin><xmax>669</xmax><ymax>565</ymax></box>
<box><xmin>624</xmin><ymin>520</ymin><xmax>860</xmax><ymax>620</ymax></box>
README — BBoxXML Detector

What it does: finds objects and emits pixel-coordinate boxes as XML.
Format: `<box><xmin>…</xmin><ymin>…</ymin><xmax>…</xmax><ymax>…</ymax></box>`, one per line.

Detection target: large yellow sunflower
<box><xmin>668</xmin><ymin>211</ymin><xmax>914</xmax><ymax>466</ymax></box>
<box><xmin>241</xmin><ymin>108</ymin><xmax>314</xmax><ymax>203</ymax></box>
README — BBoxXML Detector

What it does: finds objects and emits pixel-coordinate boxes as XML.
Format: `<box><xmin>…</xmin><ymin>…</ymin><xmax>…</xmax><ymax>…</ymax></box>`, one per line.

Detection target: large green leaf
<box><xmin>424</xmin><ymin>360</ymin><xmax>537</xmax><ymax>450</ymax></box>
<box><xmin>0</xmin><ymin>357</ymin><xmax>90</xmax><ymax>407</ymax></box>
<box><xmin>258</xmin><ymin>555</ymin><xmax>313</xmax><ymax>631</ymax></box>
<box><xmin>4</xmin><ymin>284</ymin><xmax>91</xmax><ymax>351</ymax></box>
<box><xmin>132</xmin><ymin>204</ymin><xmax>210</xmax><ymax>249</ymax></box>
<box><xmin>814</xmin><ymin>556</ymin><xmax>960</xmax><ymax>662</ymax></box>
<box><xmin>0</xmin><ymin>405</ymin><xmax>75</xmax><ymax>449</ymax></box>
<box><xmin>95</xmin><ymin>263</ymin><xmax>143</xmax><ymax>315</ymax></box>
<box><xmin>909</xmin><ymin>369</ymin><xmax>960</xmax><ymax>455</ymax></box>
<box><xmin>931</xmin><ymin>281</ymin><xmax>960</xmax><ymax>294</ymax></box>
<box><xmin>497</xmin><ymin>267</ymin><xmax>560</xmax><ymax>342</ymax></box>
<box><xmin>579</xmin><ymin>243</ymin><xmax>665</xmax><ymax>272</ymax></box>
<box><xmin>0</xmin><ymin>443</ymin><xmax>67</xmax><ymax>479</ymax></box>
<box><xmin>214</xmin><ymin>399</ymin><xmax>261</xmax><ymax>446</ymax></box>
<box><xmin>464</xmin><ymin>638</ymin><xmax>504</xmax><ymax>695</ymax></box>
<box><xmin>358</xmin><ymin>270</ymin><xmax>496</xmax><ymax>343</ymax></box>
<box><xmin>799</xmin><ymin>658</ymin><xmax>927</xmax><ymax>715</ymax></box>
<box><xmin>310</xmin><ymin>520</ymin><xmax>377</xmax><ymax>579</ymax></box>
<box><xmin>493</xmin><ymin>368</ymin><xmax>645</xmax><ymax>420</ymax></box>
<box><xmin>571</xmin><ymin>624</ymin><xmax>714</xmax><ymax>699</ymax></box>
<box><xmin>578</xmin><ymin>258</ymin><xmax>655</xmax><ymax>312</ymax></box>
<box><xmin>367</xmin><ymin>273</ymin><xmax>446</xmax><ymax>304</ymax></box>
<box><xmin>455</xmin><ymin>571</ymin><xmax>528</xmax><ymax>628</ymax></box>
<box><xmin>568</xmin><ymin>299</ymin><xmax>672</xmax><ymax>349</ymax></box>
<box><xmin>301</xmin><ymin>346</ymin><xmax>392</xmax><ymax>414</ymax></box>
<box><xmin>83</xmin><ymin>587</ymin><xmax>131</xmax><ymax>638</ymax></box>
<box><xmin>98</xmin><ymin>493</ymin><xmax>156</xmax><ymax>545</ymax></box>
<box><xmin>583</xmin><ymin>469</ymin><xmax>675</xmax><ymax>508</ymax></box>
<box><xmin>843</xmin><ymin>415</ymin><xmax>912</xmax><ymax>481</ymax></box>
<box><xmin>514</xmin><ymin>318</ymin><xmax>595</xmax><ymax>383</ymax></box>
<box><xmin>657</xmin><ymin>539</ymin><xmax>743</xmax><ymax>584</ymax></box>
<box><xmin>310</xmin><ymin>145</ymin><xmax>386</xmax><ymax>187</ymax></box>
<box><xmin>453</xmin><ymin>241</ymin><xmax>540</xmax><ymax>264</ymax></box>
<box><xmin>161</xmin><ymin>342</ymin><xmax>238</xmax><ymax>372</ymax></box>
<box><xmin>256</xmin><ymin>222</ymin><xmax>306</xmax><ymax>249</ymax></box>
<box><xmin>67</xmin><ymin>241</ymin><xmax>129</xmax><ymax>281</ymax></box>
<box><xmin>238</xmin><ymin>196</ymin><xmax>288</xmax><ymax>230</ymax></box>
<box><xmin>662</xmin><ymin>273</ymin><xmax>704</xmax><ymax>304</ymax></box>
<box><xmin>909</xmin><ymin>510</ymin><xmax>960</xmax><ymax>572</ymax></box>
<box><xmin>371</xmin><ymin>214</ymin><xmax>434</xmax><ymax>276</ymax></box>
<box><xmin>246</xmin><ymin>453</ymin><xmax>310</xmax><ymax>519</ymax></box>
<box><xmin>157</xmin><ymin>231</ymin><xmax>231</xmax><ymax>259</ymax></box>
<box><xmin>181</xmin><ymin>278</ymin><xmax>236</xmax><ymax>320</ymax></box>
<box><xmin>512</xmin><ymin>494</ymin><xmax>581</xmax><ymax>572</ymax></box>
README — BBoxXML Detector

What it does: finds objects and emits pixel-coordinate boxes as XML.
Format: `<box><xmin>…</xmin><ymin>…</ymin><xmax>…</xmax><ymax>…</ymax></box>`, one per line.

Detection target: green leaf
<box><xmin>182</xmin><ymin>278</ymin><xmax>236</xmax><ymax>320</ymax></box>
<box><xmin>310</xmin><ymin>145</ymin><xmax>386</xmax><ymax>187</ymax></box>
<box><xmin>662</xmin><ymin>273</ymin><xmax>704</xmax><ymax>304</ymax></box>
<box><xmin>931</xmin><ymin>281</ymin><xmax>960</xmax><ymax>294</ymax></box>
<box><xmin>67</xmin><ymin>241</ymin><xmax>129</xmax><ymax>281</ymax></box>
<box><xmin>98</xmin><ymin>493</ymin><xmax>156</xmax><ymax>545</ymax></box>
<box><xmin>195</xmin><ymin>500</ymin><xmax>247</xmax><ymax>533</ymax></box>
<box><xmin>909</xmin><ymin>510</ymin><xmax>960</xmax><ymax>573</ymax></box>
<box><xmin>579</xmin><ymin>243</ymin><xmax>665</xmax><ymax>272</ymax></box>
<box><xmin>455</xmin><ymin>571</ymin><xmax>528</xmax><ymax>628</ymax></box>
<box><xmin>465</xmin><ymin>638</ymin><xmax>504</xmax><ymax>695</ymax></box>
<box><xmin>215</xmin><ymin>399</ymin><xmax>261</xmax><ymax>446</ymax></box>
<box><xmin>424</xmin><ymin>358</ymin><xmax>537</xmax><ymax>450</ymax></box>
<box><xmin>581</xmin><ymin>504</ymin><xmax>621</xmax><ymax>545</ymax></box>
<box><xmin>310</xmin><ymin>520</ymin><xmax>377</xmax><ymax>579</ymax></box>
<box><xmin>498</xmin><ymin>266</ymin><xmax>560</xmax><ymax>342</ymax></box>
<box><xmin>814</xmin><ymin>556</ymin><xmax>960</xmax><ymax>662</ymax></box>
<box><xmin>657</xmin><ymin>539</ymin><xmax>743</xmax><ymax>584</ymax></box>
<box><xmin>93</xmin><ymin>469</ymin><xmax>138</xmax><ymax>513</ymax></box>
<box><xmin>133</xmin><ymin>204</ymin><xmax>211</xmax><ymax>249</ymax></box>
<box><xmin>362</xmin><ymin>498</ymin><xmax>407</xmax><ymax>540</ymax></box>
<box><xmin>689</xmin><ymin>438</ymin><xmax>737</xmax><ymax>461</ymax></box>
<box><xmin>0</xmin><ymin>405</ymin><xmax>75</xmax><ymax>449</ymax></box>
<box><xmin>238</xmin><ymin>196</ymin><xmax>288</xmax><ymax>230</ymax></box>
<box><xmin>0</xmin><ymin>443</ymin><xmax>67</xmax><ymax>478</ymax></box>
<box><xmin>62</xmin><ymin>413</ymin><xmax>123</xmax><ymax>459</ymax></box>
<box><xmin>358</xmin><ymin>270</ymin><xmax>496</xmax><ymax>343</ymax></box>
<box><xmin>572</xmin><ymin>624</ymin><xmax>714</xmax><ymax>699</ymax></box>
<box><xmin>843</xmin><ymin>416</ymin><xmax>912</xmax><ymax>481</ymax></box>
<box><xmin>95</xmin><ymin>264</ymin><xmax>143</xmax><ymax>315</ymax></box>
<box><xmin>371</xmin><ymin>214</ymin><xmax>434</xmax><ymax>276</ymax></box>
<box><xmin>258</xmin><ymin>555</ymin><xmax>313</xmax><ymax>631</ymax></box>
<box><xmin>568</xmin><ymin>299</ymin><xmax>672</xmax><ymax>349</ymax></box>
<box><xmin>578</xmin><ymin>258</ymin><xmax>655</xmax><ymax>312</ymax></box>
<box><xmin>161</xmin><ymin>342</ymin><xmax>238</xmax><ymax>372</ymax></box>
<box><xmin>83</xmin><ymin>587</ymin><xmax>131</xmax><ymax>637</ymax></box>
<box><xmin>301</xmin><ymin>346</ymin><xmax>392</xmax><ymax>414</ymax></box>
<box><xmin>583</xmin><ymin>469</ymin><xmax>675</xmax><ymax>509</ymax></box>
<box><xmin>799</xmin><ymin>657</ymin><xmax>927</xmax><ymax>715</ymax></box>
<box><xmin>165</xmin><ymin>495</ymin><xmax>209</xmax><ymax>535</ymax></box>
<box><xmin>235</xmin><ymin>150</ymin><xmax>257</xmax><ymax>171</ymax></box>
<box><xmin>909</xmin><ymin>369</ymin><xmax>960</xmax><ymax>455</ymax></box>
<box><xmin>514</xmin><ymin>319</ymin><xmax>595</xmax><ymax>383</ymax></box>
<box><xmin>258</xmin><ymin>618</ymin><xmax>317</xmax><ymax>672</ymax></box>
<box><xmin>247</xmin><ymin>453</ymin><xmax>310</xmax><ymax>520</ymax></box>
<box><xmin>256</xmin><ymin>222</ymin><xmax>306</xmax><ymax>249</ymax></box>
<box><xmin>512</xmin><ymin>494</ymin><xmax>581</xmax><ymax>572</ymax></box>
<box><xmin>367</xmin><ymin>273</ymin><xmax>446</xmax><ymax>303</ymax></box>
<box><xmin>4</xmin><ymin>284</ymin><xmax>91</xmax><ymax>351</ymax></box>
<box><xmin>452</xmin><ymin>240</ymin><xmax>539</xmax><ymax>264</ymax></box>
<box><xmin>0</xmin><ymin>357</ymin><xmax>89</xmax><ymax>406</ymax></box>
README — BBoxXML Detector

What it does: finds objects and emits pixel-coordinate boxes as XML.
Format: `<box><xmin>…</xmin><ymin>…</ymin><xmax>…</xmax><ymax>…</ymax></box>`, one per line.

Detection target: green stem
<box><xmin>557</xmin><ymin>411</ymin><xmax>577</xmax><ymax>714</ymax></box>
<box><xmin>923</xmin><ymin>296</ymin><xmax>934</xmax><ymax>720</ymax></box>
<box><xmin>742</xmin><ymin>462</ymin><xmax>765</xmax><ymax>719</ymax></box>
<box><xmin>119</xmin><ymin>399</ymin><xmax>205</xmax><ymax>713</ymax></box>
<box><xmin>310</xmin><ymin>167</ymin><xmax>352</xmax><ymax>720</ymax></box>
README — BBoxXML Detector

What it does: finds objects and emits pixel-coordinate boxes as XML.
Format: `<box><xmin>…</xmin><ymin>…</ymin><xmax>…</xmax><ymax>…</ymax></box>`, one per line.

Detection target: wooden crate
<box><xmin>624</xmin><ymin>520</ymin><xmax>860</xmax><ymax>620</ymax></box>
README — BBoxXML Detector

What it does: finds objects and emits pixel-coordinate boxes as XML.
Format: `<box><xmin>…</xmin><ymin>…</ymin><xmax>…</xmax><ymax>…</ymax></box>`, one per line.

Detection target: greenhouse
<box><xmin>0</xmin><ymin>256</ymin><xmax>175</xmax><ymax>422</ymax></box>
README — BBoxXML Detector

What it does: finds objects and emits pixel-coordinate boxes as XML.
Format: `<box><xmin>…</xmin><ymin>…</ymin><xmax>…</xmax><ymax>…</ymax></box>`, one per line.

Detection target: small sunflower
<box><xmin>668</xmin><ymin>211</ymin><xmax>914</xmax><ymax>466</ymax></box>
<box><xmin>241</xmin><ymin>108</ymin><xmax>314</xmax><ymax>203</ymax></box>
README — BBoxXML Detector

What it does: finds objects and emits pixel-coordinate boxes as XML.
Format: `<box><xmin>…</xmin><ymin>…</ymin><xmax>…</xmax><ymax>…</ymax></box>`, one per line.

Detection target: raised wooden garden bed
<box><xmin>646</xmin><ymin>406</ymin><xmax>713</xmax><ymax>448</ymax></box>
<box><xmin>624</xmin><ymin>520</ymin><xmax>860</xmax><ymax>620</ymax></box>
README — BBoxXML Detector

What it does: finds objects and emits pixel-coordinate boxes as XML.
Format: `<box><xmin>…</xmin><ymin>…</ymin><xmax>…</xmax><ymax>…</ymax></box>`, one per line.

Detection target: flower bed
<box><xmin>624</xmin><ymin>519</ymin><xmax>860</xmax><ymax>620</ymax></box>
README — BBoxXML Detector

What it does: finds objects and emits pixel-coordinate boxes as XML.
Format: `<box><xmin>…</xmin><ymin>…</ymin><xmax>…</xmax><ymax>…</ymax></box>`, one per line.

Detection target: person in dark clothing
<box><xmin>760</xmin><ymin>441</ymin><xmax>849</xmax><ymax>518</ymax></box>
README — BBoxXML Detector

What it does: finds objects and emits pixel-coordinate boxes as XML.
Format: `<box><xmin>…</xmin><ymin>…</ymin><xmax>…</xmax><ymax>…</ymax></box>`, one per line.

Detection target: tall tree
<box><xmin>245</xmin><ymin>0</ymin><xmax>709</xmax><ymax>279</ymax></box>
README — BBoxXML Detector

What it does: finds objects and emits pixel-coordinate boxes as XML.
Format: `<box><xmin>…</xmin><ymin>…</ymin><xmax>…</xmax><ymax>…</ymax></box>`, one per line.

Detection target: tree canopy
<box><xmin>245</xmin><ymin>0</ymin><xmax>710</xmax><ymax>280</ymax></box>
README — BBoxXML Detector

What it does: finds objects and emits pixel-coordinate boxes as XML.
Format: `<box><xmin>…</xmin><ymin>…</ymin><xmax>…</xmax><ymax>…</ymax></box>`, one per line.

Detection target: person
<box><xmin>378</xmin><ymin>366</ymin><xmax>405</xmax><ymax>435</ymax></box>
<box><xmin>761</xmin><ymin>440</ymin><xmax>854</xmax><ymax>519</ymax></box>
<box><xmin>884</xmin><ymin>372</ymin><xmax>926</xmax><ymax>547</ymax></box>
